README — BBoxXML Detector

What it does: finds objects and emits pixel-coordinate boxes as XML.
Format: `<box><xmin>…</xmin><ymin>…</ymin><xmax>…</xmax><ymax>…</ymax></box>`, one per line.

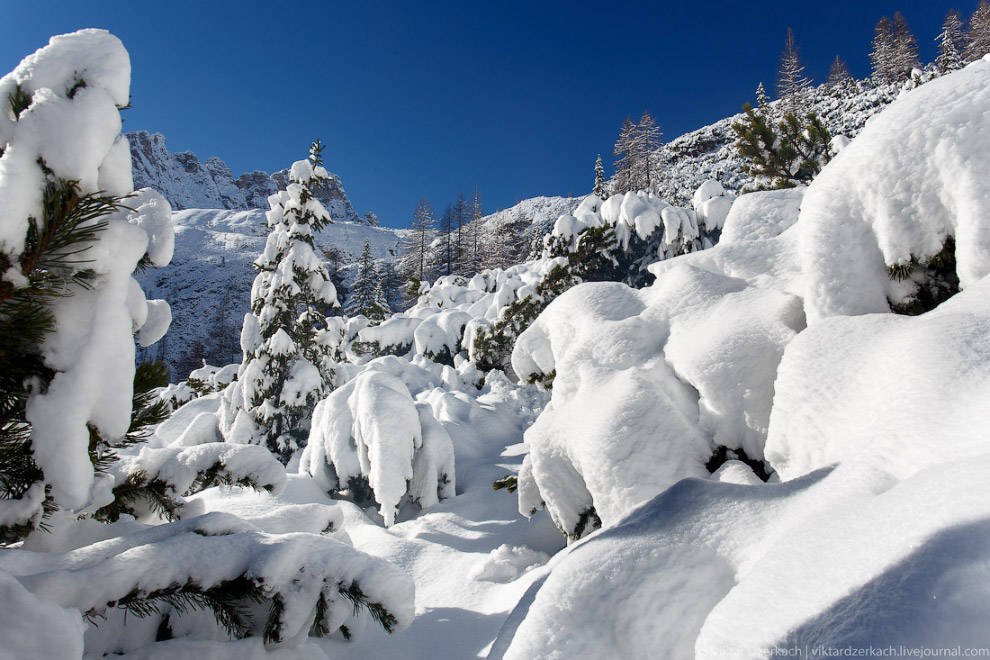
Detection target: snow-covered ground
<box><xmin>6</xmin><ymin>27</ymin><xmax>990</xmax><ymax>660</ymax></box>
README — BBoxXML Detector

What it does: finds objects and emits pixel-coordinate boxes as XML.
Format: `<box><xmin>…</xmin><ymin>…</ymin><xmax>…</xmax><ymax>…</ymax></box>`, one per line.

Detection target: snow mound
<box><xmin>470</xmin><ymin>544</ymin><xmax>549</xmax><ymax>583</ymax></box>
<box><xmin>766</xmin><ymin>273</ymin><xmax>990</xmax><ymax>484</ymax></box>
<box><xmin>800</xmin><ymin>58</ymin><xmax>990</xmax><ymax>321</ymax></box>
<box><xmin>511</xmin><ymin>255</ymin><xmax>803</xmax><ymax>537</ymax></box>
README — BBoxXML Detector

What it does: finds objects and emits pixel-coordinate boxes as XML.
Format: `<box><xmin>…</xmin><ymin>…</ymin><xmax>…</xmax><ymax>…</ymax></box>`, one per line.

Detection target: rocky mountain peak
<box><xmin>127</xmin><ymin>131</ymin><xmax>376</xmax><ymax>225</ymax></box>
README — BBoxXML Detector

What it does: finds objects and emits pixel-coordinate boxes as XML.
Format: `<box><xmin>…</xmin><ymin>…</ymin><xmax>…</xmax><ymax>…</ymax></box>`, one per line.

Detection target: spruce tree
<box><xmin>776</xmin><ymin>28</ymin><xmax>811</xmax><ymax>114</ymax></box>
<box><xmin>345</xmin><ymin>240</ymin><xmax>388</xmax><ymax>321</ymax></box>
<box><xmin>452</xmin><ymin>193</ymin><xmax>470</xmax><ymax>273</ymax></box>
<box><xmin>966</xmin><ymin>0</ymin><xmax>990</xmax><ymax>63</ymax></box>
<box><xmin>755</xmin><ymin>82</ymin><xmax>771</xmax><ymax>116</ymax></box>
<box><xmin>220</xmin><ymin>141</ymin><xmax>340</xmax><ymax>463</ymax></box>
<box><xmin>438</xmin><ymin>203</ymin><xmax>455</xmax><ymax>276</ymax></box>
<box><xmin>463</xmin><ymin>187</ymin><xmax>484</xmax><ymax>275</ymax></box>
<box><xmin>593</xmin><ymin>154</ymin><xmax>608</xmax><ymax>200</ymax></box>
<box><xmin>937</xmin><ymin>10</ymin><xmax>967</xmax><ymax>73</ymax></box>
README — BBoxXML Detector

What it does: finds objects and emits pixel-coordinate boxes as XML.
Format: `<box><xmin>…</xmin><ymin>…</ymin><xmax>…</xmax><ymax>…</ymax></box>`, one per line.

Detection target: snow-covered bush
<box><xmin>510</xmin><ymin>185</ymin><xmax>803</xmax><ymax>540</ymax></box>
<box><xmin>1</xmin><ymin>512</ymin><xmax>414</xmax><ymax>654</ymax></box>
<box><xmin>799</xmin><ymin>56</ymin><xmax>990</xmax><ymax>322</ymax></box>
<box><xmin>301</xmin><ymin>359</ymin><xmax>455</xmax><ymax>526</ymax></box>
<box><xmin>219</xmin><ymin>142</ymin><xmax>343</xmax><ymax>463</ymax></box>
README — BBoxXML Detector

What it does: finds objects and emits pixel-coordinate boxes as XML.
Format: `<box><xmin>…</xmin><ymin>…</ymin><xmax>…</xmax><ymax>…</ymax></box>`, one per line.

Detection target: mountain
<box><xmin>126</xmin><ymin>131</ymin><xmax>373</xmax><ymax>225</ymax></box>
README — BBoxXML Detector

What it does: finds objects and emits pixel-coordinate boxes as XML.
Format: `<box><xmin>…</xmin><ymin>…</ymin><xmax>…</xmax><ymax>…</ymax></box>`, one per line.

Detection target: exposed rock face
<box><xmin>127</xmin><ymin>130</ymin><xmax>368</xmax><ymax>223</ymax></box>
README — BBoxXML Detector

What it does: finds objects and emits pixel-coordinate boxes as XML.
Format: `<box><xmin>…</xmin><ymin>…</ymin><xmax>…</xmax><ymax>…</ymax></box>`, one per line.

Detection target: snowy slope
<box><xmin>653</xmin><ymin>79</ymin><xmax>901</xmax><ymax>205</ymax></box>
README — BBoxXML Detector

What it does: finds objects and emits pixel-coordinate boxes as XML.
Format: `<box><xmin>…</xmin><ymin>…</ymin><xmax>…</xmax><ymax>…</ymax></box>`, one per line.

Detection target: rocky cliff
<box><xmin>127</xmin><ymin>131</ymin><xmax>374</xmax><ymax>225</ymax></box>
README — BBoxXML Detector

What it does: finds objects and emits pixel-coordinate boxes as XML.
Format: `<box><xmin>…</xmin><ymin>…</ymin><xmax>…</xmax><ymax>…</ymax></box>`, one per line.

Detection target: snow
<box><xmin>800</xmin><ymin>57</ymin><xmax>990</xmax><ymax>322</ymax></box>
<box><xmin>9</xmin><ymin>26</ymin><xmax>990</xmax><ymax>660</ymax></box>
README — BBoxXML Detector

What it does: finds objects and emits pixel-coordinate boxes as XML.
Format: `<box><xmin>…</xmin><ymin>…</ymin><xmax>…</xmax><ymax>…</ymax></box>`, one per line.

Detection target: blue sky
<box><xmin>0</xmin><ymin>1</ymin><xmax>973</xmax><ymax>228</ymax></box>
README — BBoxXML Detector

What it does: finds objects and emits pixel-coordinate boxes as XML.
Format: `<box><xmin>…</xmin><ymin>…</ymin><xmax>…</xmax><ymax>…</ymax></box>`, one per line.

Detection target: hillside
<box><xmin>652</xmin><ymin>78</ymin><xmax>901</xmax><ymax>204</ymax></box>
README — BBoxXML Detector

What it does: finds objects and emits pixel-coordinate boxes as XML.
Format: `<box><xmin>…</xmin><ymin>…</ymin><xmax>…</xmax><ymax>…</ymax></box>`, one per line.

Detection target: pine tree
<box><xmin>220</xmin><ymin>141</ymin><xmax>340</xmax><ymax>463</ymax></box>
<box><xmin>776</xmin><ymin>28</ymin><xmax>811</xmax><ymax>113</ymax></box>
<box><xmin>871</xmin><ymin>16</ymin><xmax>897</xmax><ymax>83</ymax></box>
<box><xmin>937</xmin><ymin>10</ymin><xmax>967</xmax><ymax>73</ymax></box>
<box><xmin>378</xmin><ymin>260</ymin><xmax>405</xmax><ymax>312</ymax></box>
<box><xmin>612</xmin><ymin>115</ymin><xmax>636</xmax><ymax>195</ymax></box>
<box><xmin>593</xmin><ymin>154</ymin><xmax>608</xmax><ymax>200</ymax></box>
<box><xmin>966</xmin><ymin>0</ymin><xmax>990</xmax><ymax>63</ymax></box>
<box><xmin>346</xmin><ymin>240</ymin><xmax>388</xmax><ymax>320</ymax></box>
<box><xmin>891</xmin><ymin>12</ymin><xmax>921</xmax><ymax>81</ymax></box>
<box><xmin>732</xmin><ymin>104</ymin><xmax>833</xmax><ymax>190</ymax></box>
<box><xmin>828</xmin><ymin>56</ymin><xmax>852</xmax><ymax>87</ymax></box>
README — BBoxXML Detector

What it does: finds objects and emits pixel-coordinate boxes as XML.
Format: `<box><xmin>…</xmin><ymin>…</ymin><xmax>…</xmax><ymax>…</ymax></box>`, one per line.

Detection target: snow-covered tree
<box><xmin>0</xmin><ymin>30</ymin><xmax>175</xmax><ymax>541</ymax></box>
<box><xmin>966</xmin><ymin>0</ymin><xmax>990</xmax><ymax>63</ymax></box>
<box><xmin>937</xmin><ymin>10</ymin><xmax>967</xmax><ymax>73</ymax></box>
<box><xmin>776</xmin><ymin>27</ymin><xmax>811</xmax><ymax>113</ymax></box>
<box><xmin>219</xmin><ymin>141</ymin><xmax>341</xmax><ymax>463</ymax></box>
<box><xmin>755</xmin><ymin>81</ymin><xmax>771</xmax><ymax>116</ymax></box>
<box><xmin>346</xmin><ymin>239</ymin><xmax>389</xmax><ymax>320</ymax></box>
<box><xmin>300</xmin><ymin>368</ymin><xmax>455</xmax><ymax>527</ymax></box>
<box><xmin>593</xmin><ymin>154</ymin><xmax>608</xmax><ymax>199</ymax></box>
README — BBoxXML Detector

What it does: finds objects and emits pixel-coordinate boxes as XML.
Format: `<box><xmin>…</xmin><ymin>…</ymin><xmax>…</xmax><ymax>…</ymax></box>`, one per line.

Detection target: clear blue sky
<box><xmin>0</xmin><ymin>0</ymin><xmax>973</xmax><ymax>228</ymax></box>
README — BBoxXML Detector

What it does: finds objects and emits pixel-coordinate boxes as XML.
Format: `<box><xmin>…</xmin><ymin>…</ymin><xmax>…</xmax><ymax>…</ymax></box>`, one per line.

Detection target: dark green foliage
<box><xmin>526</xmin><ymin>369</ymin><xmax>556</xmax><ymax>390</ymax></box>
<box><xmin>705</xmin><ymin>445</ymin><xmax>772</xmax><ymax>482</ymax></box>
<box><xmin>0</xmin><ymin>168</ymin><xmax>129</xmax><ymax>541</ymax></box>
<box><xmin>8</xmin><ymin>84</ymin><xmax>32</xmax><ymax>120</ymax></box>
<box><xmin>94</xmin><ymin>470</ymin><xmax>182</xmax><ymax>524</ymax></box>
<box><xmin>492</xmin><ymin>475</ymin><xmax>518</xmax><ymax>493</ymax></box>
<box><xmin>102</xmin><ymin>577</ymin><xmax>263</xmax><ymax>640</ymax></box>
<box><xmin>472</xmin><ymin>263</ymin><xmax>580</xmax><ymax>377</ymax></box>
<box><xmin>338</xmin><ymin>581</ymin><xmax>399</xmax><ymax>634</ymax></box>
<box><xmin>569</xmin><ymin>507</ymin><xmax>602</xmax><ymax>542</ymax></box>
<box><xmin>732</xmin><ymin>103</ymin><xmax>833</xmax><ymax>190</ymax></box>
<box><xmin>888</xmin><ymin>236</ymin><xmax>959</xmax><ymax>315</ymax></box>
<box><xmin>66</xmin><ymin>76</ymin><xmax>88</xmax><ymax>100</ymax></box>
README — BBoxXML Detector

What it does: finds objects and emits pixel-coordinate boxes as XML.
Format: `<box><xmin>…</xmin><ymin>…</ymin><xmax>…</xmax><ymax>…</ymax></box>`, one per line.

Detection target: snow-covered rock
<box><xmin>128</xmin><ymin>130</ymin><xmax>368</xmax><ymax>223</ymax></box>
